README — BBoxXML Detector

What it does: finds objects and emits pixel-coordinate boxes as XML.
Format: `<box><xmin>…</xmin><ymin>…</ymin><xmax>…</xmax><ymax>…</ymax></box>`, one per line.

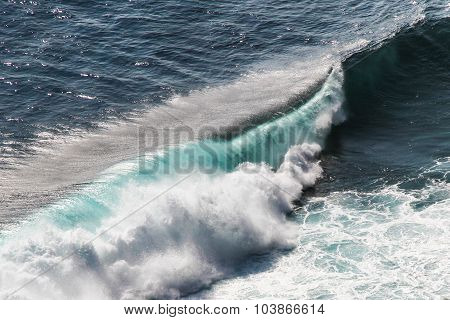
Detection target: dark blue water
<box><xmin>0</xmin><ymin>1</ymin><xmax>449</xmax><ymax>299</ymax></box>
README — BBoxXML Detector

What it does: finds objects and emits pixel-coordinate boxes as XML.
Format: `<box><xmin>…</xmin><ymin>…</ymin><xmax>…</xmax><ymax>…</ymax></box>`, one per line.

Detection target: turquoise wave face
<box><xmin>33</xmin><ymin>68</ymin><xmax>343</xmax><ymax>231</ymax></box>
<box><xmin>140</xmin><ymin>69</ymin><xmax>343</xmax><ymax>174</ymax></box>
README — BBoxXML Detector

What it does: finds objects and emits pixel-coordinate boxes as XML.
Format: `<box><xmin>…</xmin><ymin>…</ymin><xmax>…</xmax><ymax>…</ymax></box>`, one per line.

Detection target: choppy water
<box><xmin>0</xmin><ymin>1</ymin><xmax>449</xmax><ymax>299</ymax></box>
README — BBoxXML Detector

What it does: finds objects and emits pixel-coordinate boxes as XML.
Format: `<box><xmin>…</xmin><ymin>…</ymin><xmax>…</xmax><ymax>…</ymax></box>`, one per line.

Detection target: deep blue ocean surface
<box><xmin>0</xmin><ymin>1</ymin><xmax>449</xmax><ymax>299</ymax></box>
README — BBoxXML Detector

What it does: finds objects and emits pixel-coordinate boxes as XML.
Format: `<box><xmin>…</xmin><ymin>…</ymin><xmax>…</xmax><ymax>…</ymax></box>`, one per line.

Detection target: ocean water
<box><xmin>0</xmin><ymin>0</ymin><xmax>449</xmax><ymax>299</ymax></box>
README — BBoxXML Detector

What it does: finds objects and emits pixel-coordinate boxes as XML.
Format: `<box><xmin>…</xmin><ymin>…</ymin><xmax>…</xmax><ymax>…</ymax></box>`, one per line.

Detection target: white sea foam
<box><xmin>0</xmin><ymin>143</ymin><xmax>325</xmax><ymax>299</ymax></box>
<box><xmin>192</xmin><ymin>170</ymin><xmax>450</xmax><ymax>300</ymax></box>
